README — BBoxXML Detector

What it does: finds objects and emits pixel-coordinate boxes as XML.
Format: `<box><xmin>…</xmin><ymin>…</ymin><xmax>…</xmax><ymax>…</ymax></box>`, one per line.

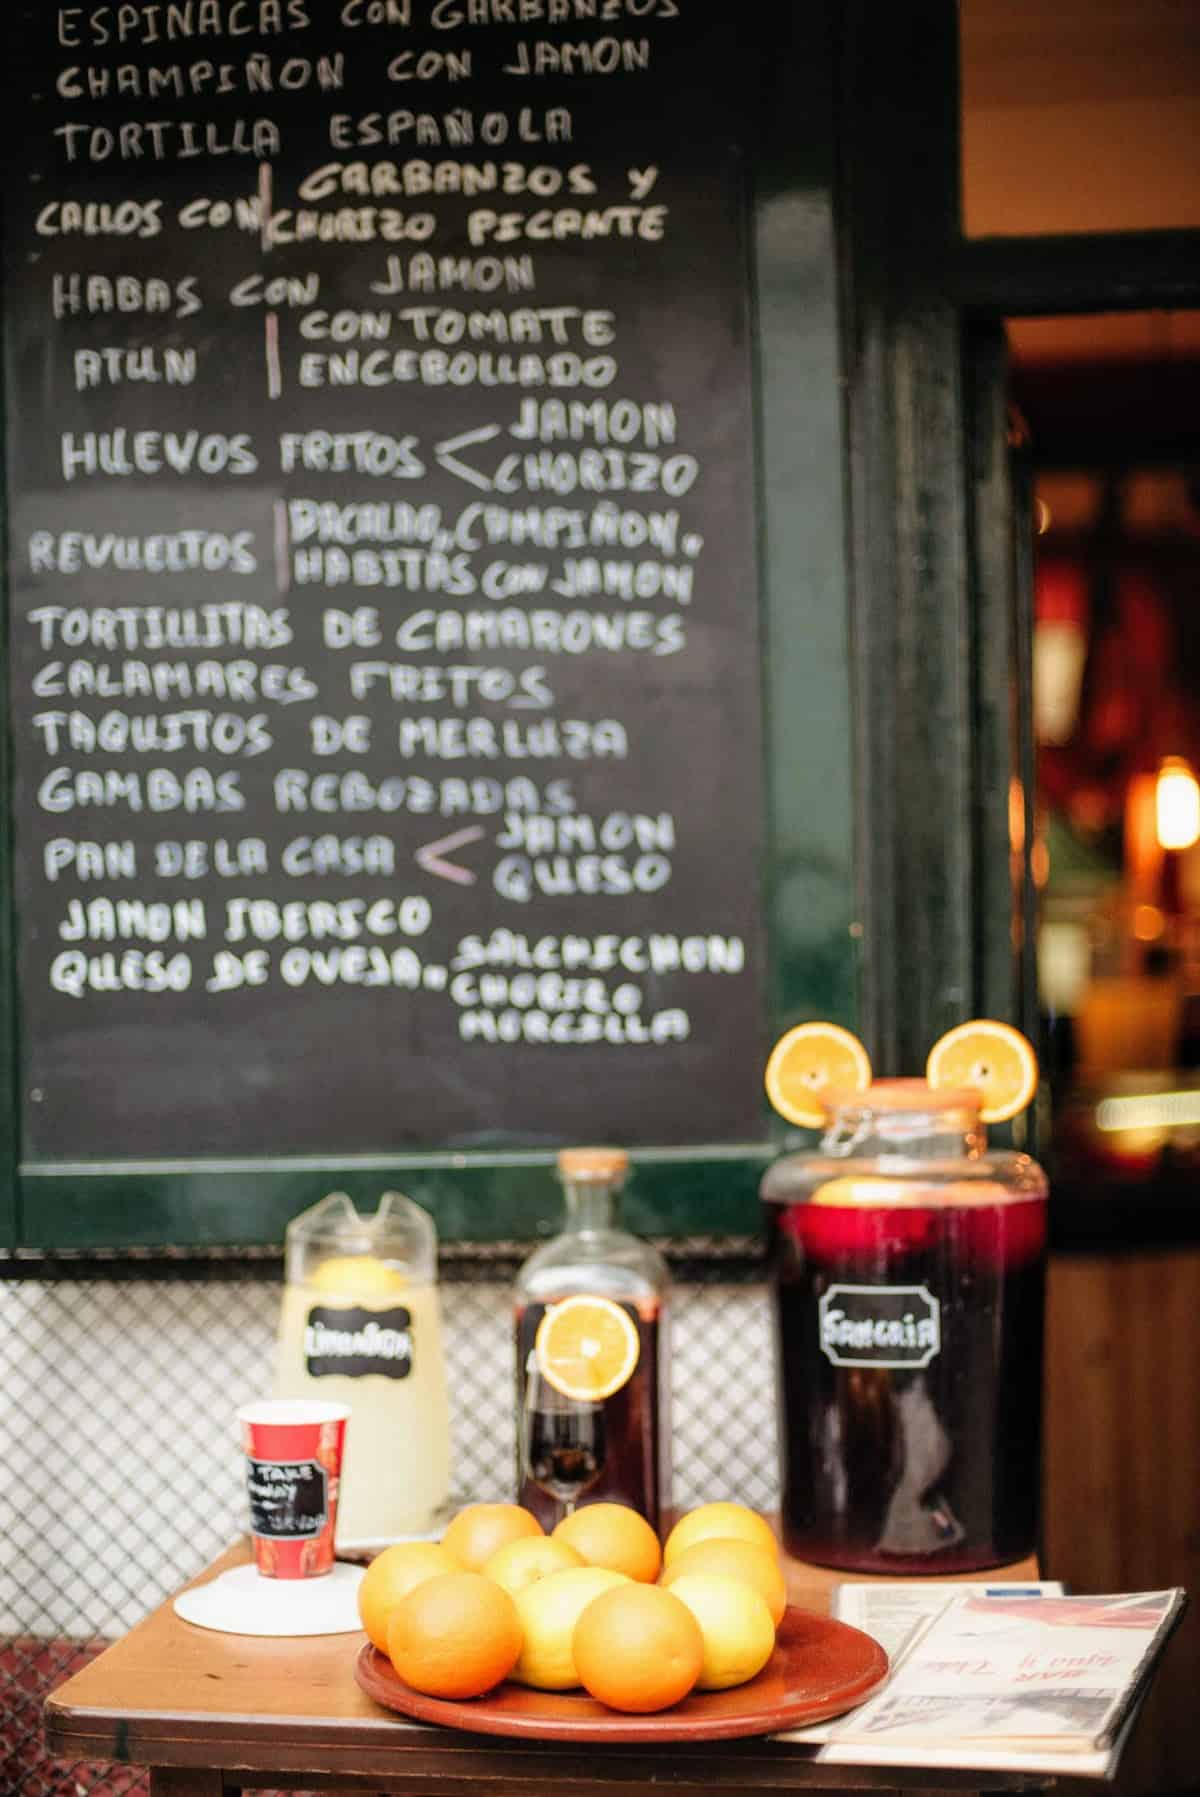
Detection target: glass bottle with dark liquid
<box><xmin>514</xmin><ymin>1148</ymin><xmax>671</xmax><ymax>1530</ymax></box>
<box><xmin>761</xmin><ymin>1081</ymin><xmax>1047</xmax><ymax>1573</ymax></box>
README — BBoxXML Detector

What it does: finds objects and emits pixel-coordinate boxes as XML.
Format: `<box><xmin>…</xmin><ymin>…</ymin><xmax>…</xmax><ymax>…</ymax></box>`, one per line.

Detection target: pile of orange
<box><xmin>356</xmin><ymin>1498</ymin><xmax>789</xmax><ymax>1713</ymax></box>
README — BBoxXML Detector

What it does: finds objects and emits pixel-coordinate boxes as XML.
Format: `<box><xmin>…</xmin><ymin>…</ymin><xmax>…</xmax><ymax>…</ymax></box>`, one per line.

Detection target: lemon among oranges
<box><xmin>357</xmin><ymin>1498</ymin><xmax>789</xmax><ymax>1714</ymax></box>
<box><xmin>511</xmin><ymin>1563</ymin><xmax>631</xmax><ymax>1690</ymax></box>
<box><xmin>660</xmin><ymin>1536</ymin><xmax>788</xmax><ymax>1626</ymax></box>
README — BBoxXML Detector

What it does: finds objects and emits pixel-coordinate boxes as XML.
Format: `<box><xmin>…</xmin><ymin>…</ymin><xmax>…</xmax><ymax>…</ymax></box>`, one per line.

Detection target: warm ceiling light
<box><xmin>1033</xmin><ymin>623</ymin><xmax>1087</xmax><ymax>744</ymax></box>
<box><xmin>1008</xmin><ymin>776</ymin><xmax>1026</xmax><ymax>857</ymax></box>
<box><xmin>1097</xmin><ymin>1090</ymin><xmax>1200</xmax><ymax>1134</ymax></box>
<box><xmin>1033</xmin><ymin>562</ymin><xmax>1088</xmax><ymax>745</ymax></box>
<box><xmin>1155</xmin><ymin>757</ymin><xmax>1200</xmax><ymax>852</ymax></box>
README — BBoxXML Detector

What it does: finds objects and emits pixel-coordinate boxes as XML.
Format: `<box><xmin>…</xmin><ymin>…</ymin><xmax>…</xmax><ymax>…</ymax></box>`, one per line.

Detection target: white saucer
<box><xmin>173</xmin><ymin>1560</ymin><xmax>365</xmax><ymax>1636</ymax></box>
<box><xmin>336</xmin><ymin>1496</ymin><xmax>464</xmax><ymax>1556</ymax></box>
<box><xmin>336</xmin><ymin>1529</ymin><xmax>441</xmax><ymax>1555</ymax></box>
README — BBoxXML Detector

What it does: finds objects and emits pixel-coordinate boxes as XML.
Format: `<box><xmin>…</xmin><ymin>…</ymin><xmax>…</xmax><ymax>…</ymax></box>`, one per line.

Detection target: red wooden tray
<box><xmin>355</xmin><ymin>1605</ymin><xmax>888</xmax><ymax>1743</ymax></box>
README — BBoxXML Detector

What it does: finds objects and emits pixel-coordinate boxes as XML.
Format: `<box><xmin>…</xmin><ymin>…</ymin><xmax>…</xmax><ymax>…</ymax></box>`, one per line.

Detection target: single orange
<box><xmin>573</xmin><ymin>1583</ymin><xmax>703</xmax><ymax>1713</ymax></box>
<box><xmin>357</xmin><ymin>1541</ymin><xmax>462</xmax><ymax>1652</ymax></box>
<box><xmin>441</xmin><ymin>1503</ymin><xmax>543</xmax><ymax>1572</ymax></box>
<box><xmin>764</xmin><ymin>1022</ymin><xmax>872</xmax><ymax>1128</ymax></box>
<box><xmin>483</xmin><ymin>1534</ymin><xmax>584</xmax><ymax>1598</ymax></box>
<box><xmin>662</xmin><ymin>1502</ymin><xmax>780</xmax><ymax>1567</ymax></box>
<box><xmin>534</xmin><ymin>1296</ymin><xmax>640</xmax><ymax>1403</ymax></box>
<box><xmin>667</xmin><ymin>1573</ymin><xmax>776</xmax><ymax>1690</ymax></box>
<box><xmin>511</xmin><ymin>1565</ymin><xmax>629</xmax><ymax>1689</ymax></box>
<box><xmin>386</xmin><ymin>1571</ymin><xmax>522</xmax><ymax>1699</ymax></box>
<box><xmin>552</xmin><ymin>1503</ymin><xmax>662</xmax><ymax>1583</ymax></box>
<box><xmin>660</xmin><ymin>1537</ymin><xmax>788</xmax><ymax>1627</ymax></box>
<box><xmin>925</xmin><ymin>1019</ymin><xmax>1039</xmax><ymax>1123</ymax></box>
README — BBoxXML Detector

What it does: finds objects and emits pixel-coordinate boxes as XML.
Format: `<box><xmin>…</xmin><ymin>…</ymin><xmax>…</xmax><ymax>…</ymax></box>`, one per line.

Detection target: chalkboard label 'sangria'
<box><xmin>4</xmin><ymin>7</ymin><xmax>766</xmax><ymax>1161</ymax></box>
<box><xmin>819</xmin><ymin>1285</ymin><xmax>942</xmax><ymax>1370</ymax></box>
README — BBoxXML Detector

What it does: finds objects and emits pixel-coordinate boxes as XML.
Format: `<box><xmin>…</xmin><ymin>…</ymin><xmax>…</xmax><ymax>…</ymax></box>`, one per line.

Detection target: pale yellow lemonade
<box><xmin>275</xmin><ymin>1254</ymin><xmax>451</xmax><ymax>1545</ymax></box>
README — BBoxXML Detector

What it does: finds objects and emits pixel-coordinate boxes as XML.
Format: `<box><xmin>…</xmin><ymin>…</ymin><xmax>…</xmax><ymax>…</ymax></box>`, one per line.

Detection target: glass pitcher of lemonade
<box><xmin>274</xmin><ymin>1191</ymin><xmax>451</xmax><ymax>1549</ymax></box>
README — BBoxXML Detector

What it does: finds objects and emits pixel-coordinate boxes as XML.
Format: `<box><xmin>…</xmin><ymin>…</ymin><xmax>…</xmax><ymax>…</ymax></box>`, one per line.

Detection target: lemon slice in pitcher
<box><xmin>308</xmin><ymin>1254</ymin><xmax>408</xmax><ymax>1297</ymax></box>
<box><xmin>764</xmin><ymin>1021</ymin><xmax>872</xmax><ymax>1128</ymax></box>
<box><xmin>925</xmin><ymin>1019</ymin><xmax>1038</xmax><ymax>1123</ymax></box>
<box><xmin>535</xmin><ymin>1295</ymin><xmax>641</xmax><ymax>1403</ymax></box>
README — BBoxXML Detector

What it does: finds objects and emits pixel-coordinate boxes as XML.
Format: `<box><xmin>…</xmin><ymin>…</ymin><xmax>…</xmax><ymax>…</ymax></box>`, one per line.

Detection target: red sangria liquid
<box><xmin>515</xmin><ymin>1298</ymin><xmax>667</xmax><ymax>1532</ymax></box>
<box><xmin>765</xmin><ymin>1180</ymin><xmax>1046</xmax><ymax>1572</ymax></box>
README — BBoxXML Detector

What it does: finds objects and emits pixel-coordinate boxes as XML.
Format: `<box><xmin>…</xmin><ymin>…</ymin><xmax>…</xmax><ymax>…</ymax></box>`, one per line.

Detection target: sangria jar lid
<box><xmin>824</xmin><ymin>1078</ymin><xmax>981</xmax><ymax>1114</ymax></box>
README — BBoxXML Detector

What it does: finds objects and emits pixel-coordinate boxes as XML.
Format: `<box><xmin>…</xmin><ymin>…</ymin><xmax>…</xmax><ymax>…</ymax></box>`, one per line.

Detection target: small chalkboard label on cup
<box><xmin>246</xmin><ymin>1457</ymin><xmax>328</xmax><ymax>1540</ymax></box>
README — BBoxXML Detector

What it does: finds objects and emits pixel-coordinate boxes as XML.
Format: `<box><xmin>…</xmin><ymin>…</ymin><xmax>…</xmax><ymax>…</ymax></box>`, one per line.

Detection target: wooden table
<box><xmin>44</xmin><ymin>1542</ymin><xmax>1046</xmax><ymax>1796</ymax></box>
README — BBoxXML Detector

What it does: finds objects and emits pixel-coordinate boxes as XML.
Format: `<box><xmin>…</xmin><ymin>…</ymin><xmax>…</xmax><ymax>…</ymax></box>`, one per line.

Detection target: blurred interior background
<box><xmin>963</xmin><ymin>7</ymin><xmax>1200</xmax><ymax>1793</ymax></box>
<box><xmin>961</xmin><ymin>0</ymin><xmax>1200</xmax><ymax>1232</ymax></box>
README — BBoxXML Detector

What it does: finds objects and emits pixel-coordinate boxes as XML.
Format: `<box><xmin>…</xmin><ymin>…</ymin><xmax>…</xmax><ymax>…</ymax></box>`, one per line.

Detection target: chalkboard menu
<box><xmin>3</xmin><ymin>5</ymin><xmax>770</xmax><ymax>1171</ymax></box>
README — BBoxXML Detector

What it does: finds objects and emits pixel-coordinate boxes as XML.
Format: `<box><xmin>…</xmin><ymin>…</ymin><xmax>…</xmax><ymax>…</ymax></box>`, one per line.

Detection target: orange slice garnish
<box><xmin>764</xmin><ymin>1021</ymin><xmax>872</xmax><ymax>1128</ymax></box>
<box><xmin>534</xmin><ymin>1296</ymin><xmax>640</xmax><ymax>1403</ymax></box>
<box><xmin>925</xmin><ymin>1019</ymin><xmax>1039</xmax><ymax>1123</ymax></box>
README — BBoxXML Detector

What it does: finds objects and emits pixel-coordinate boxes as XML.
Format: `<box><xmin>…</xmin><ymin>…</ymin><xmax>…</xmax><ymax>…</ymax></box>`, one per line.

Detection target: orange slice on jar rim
<box><xmin>763</xmin><ymin>1021</ymin><xmax>872</xmax><ymax>1128</ymax></box>
<box><xmin>925</xmin><ymin>1019</ymin><xmax>1039</xmax><ymax>1123</ymax></box>
<box><xmin>534</xmin><ymin>1295</ymin><xmax>640</xmax><ymax>1403</ymax></box>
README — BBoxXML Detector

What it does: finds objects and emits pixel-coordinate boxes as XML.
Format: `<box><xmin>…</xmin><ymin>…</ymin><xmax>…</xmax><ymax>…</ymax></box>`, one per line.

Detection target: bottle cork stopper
<box><xmin>556</xmin><ymin>1146</ymin><xmax>629</xmax><ymax>1182</ymax></box>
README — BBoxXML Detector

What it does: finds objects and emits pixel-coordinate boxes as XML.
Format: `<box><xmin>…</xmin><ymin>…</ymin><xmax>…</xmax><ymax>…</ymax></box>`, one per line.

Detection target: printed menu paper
<box><xmin>834</xmin><ymin>1580</ymin><xmax>1064</xmax><ymax>1667</ymax></box>
<box><xmin>783</xmin><ymin>1586</ymin><xmax>1187</xmax><ymax>1778</ymax></box>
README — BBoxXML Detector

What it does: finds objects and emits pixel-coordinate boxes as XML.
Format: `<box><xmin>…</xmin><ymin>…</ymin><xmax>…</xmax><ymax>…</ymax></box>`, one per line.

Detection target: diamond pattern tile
<box><xmin>0</xmin><ymin>1250</ymin><xmax>774</xmax><ymax>1795</ymax></box>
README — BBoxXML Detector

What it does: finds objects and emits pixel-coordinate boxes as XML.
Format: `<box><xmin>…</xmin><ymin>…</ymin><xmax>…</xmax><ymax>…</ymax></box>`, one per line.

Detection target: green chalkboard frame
<box><xmin>0</xmin><ymin>6</ymin><xmax>858</xmax><ymax>1250</ymax></box>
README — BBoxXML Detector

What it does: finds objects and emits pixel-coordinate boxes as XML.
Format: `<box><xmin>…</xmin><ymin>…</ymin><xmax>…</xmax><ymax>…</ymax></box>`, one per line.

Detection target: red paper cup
<box><xmin>237</xmin><ymin>1399</ymin><xmax>350</xmax><ymax>1579</ymax></box>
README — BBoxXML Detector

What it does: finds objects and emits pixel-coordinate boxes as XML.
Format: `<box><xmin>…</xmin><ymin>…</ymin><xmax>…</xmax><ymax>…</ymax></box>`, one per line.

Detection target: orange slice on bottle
<box><xmin>925</xmin><ymin>1019</ymin><xmax>1039</xmax><ymax>1123</ymax></box>
<box><xmin>535</xmin><ymin>1296</ymin><xmax>640</xmax><ymax>1403</ymax></box>
<box><xmin>763</xmin><ymin>1021</ymin><xmax>872</xmax><ymax>1128</ymax></box>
